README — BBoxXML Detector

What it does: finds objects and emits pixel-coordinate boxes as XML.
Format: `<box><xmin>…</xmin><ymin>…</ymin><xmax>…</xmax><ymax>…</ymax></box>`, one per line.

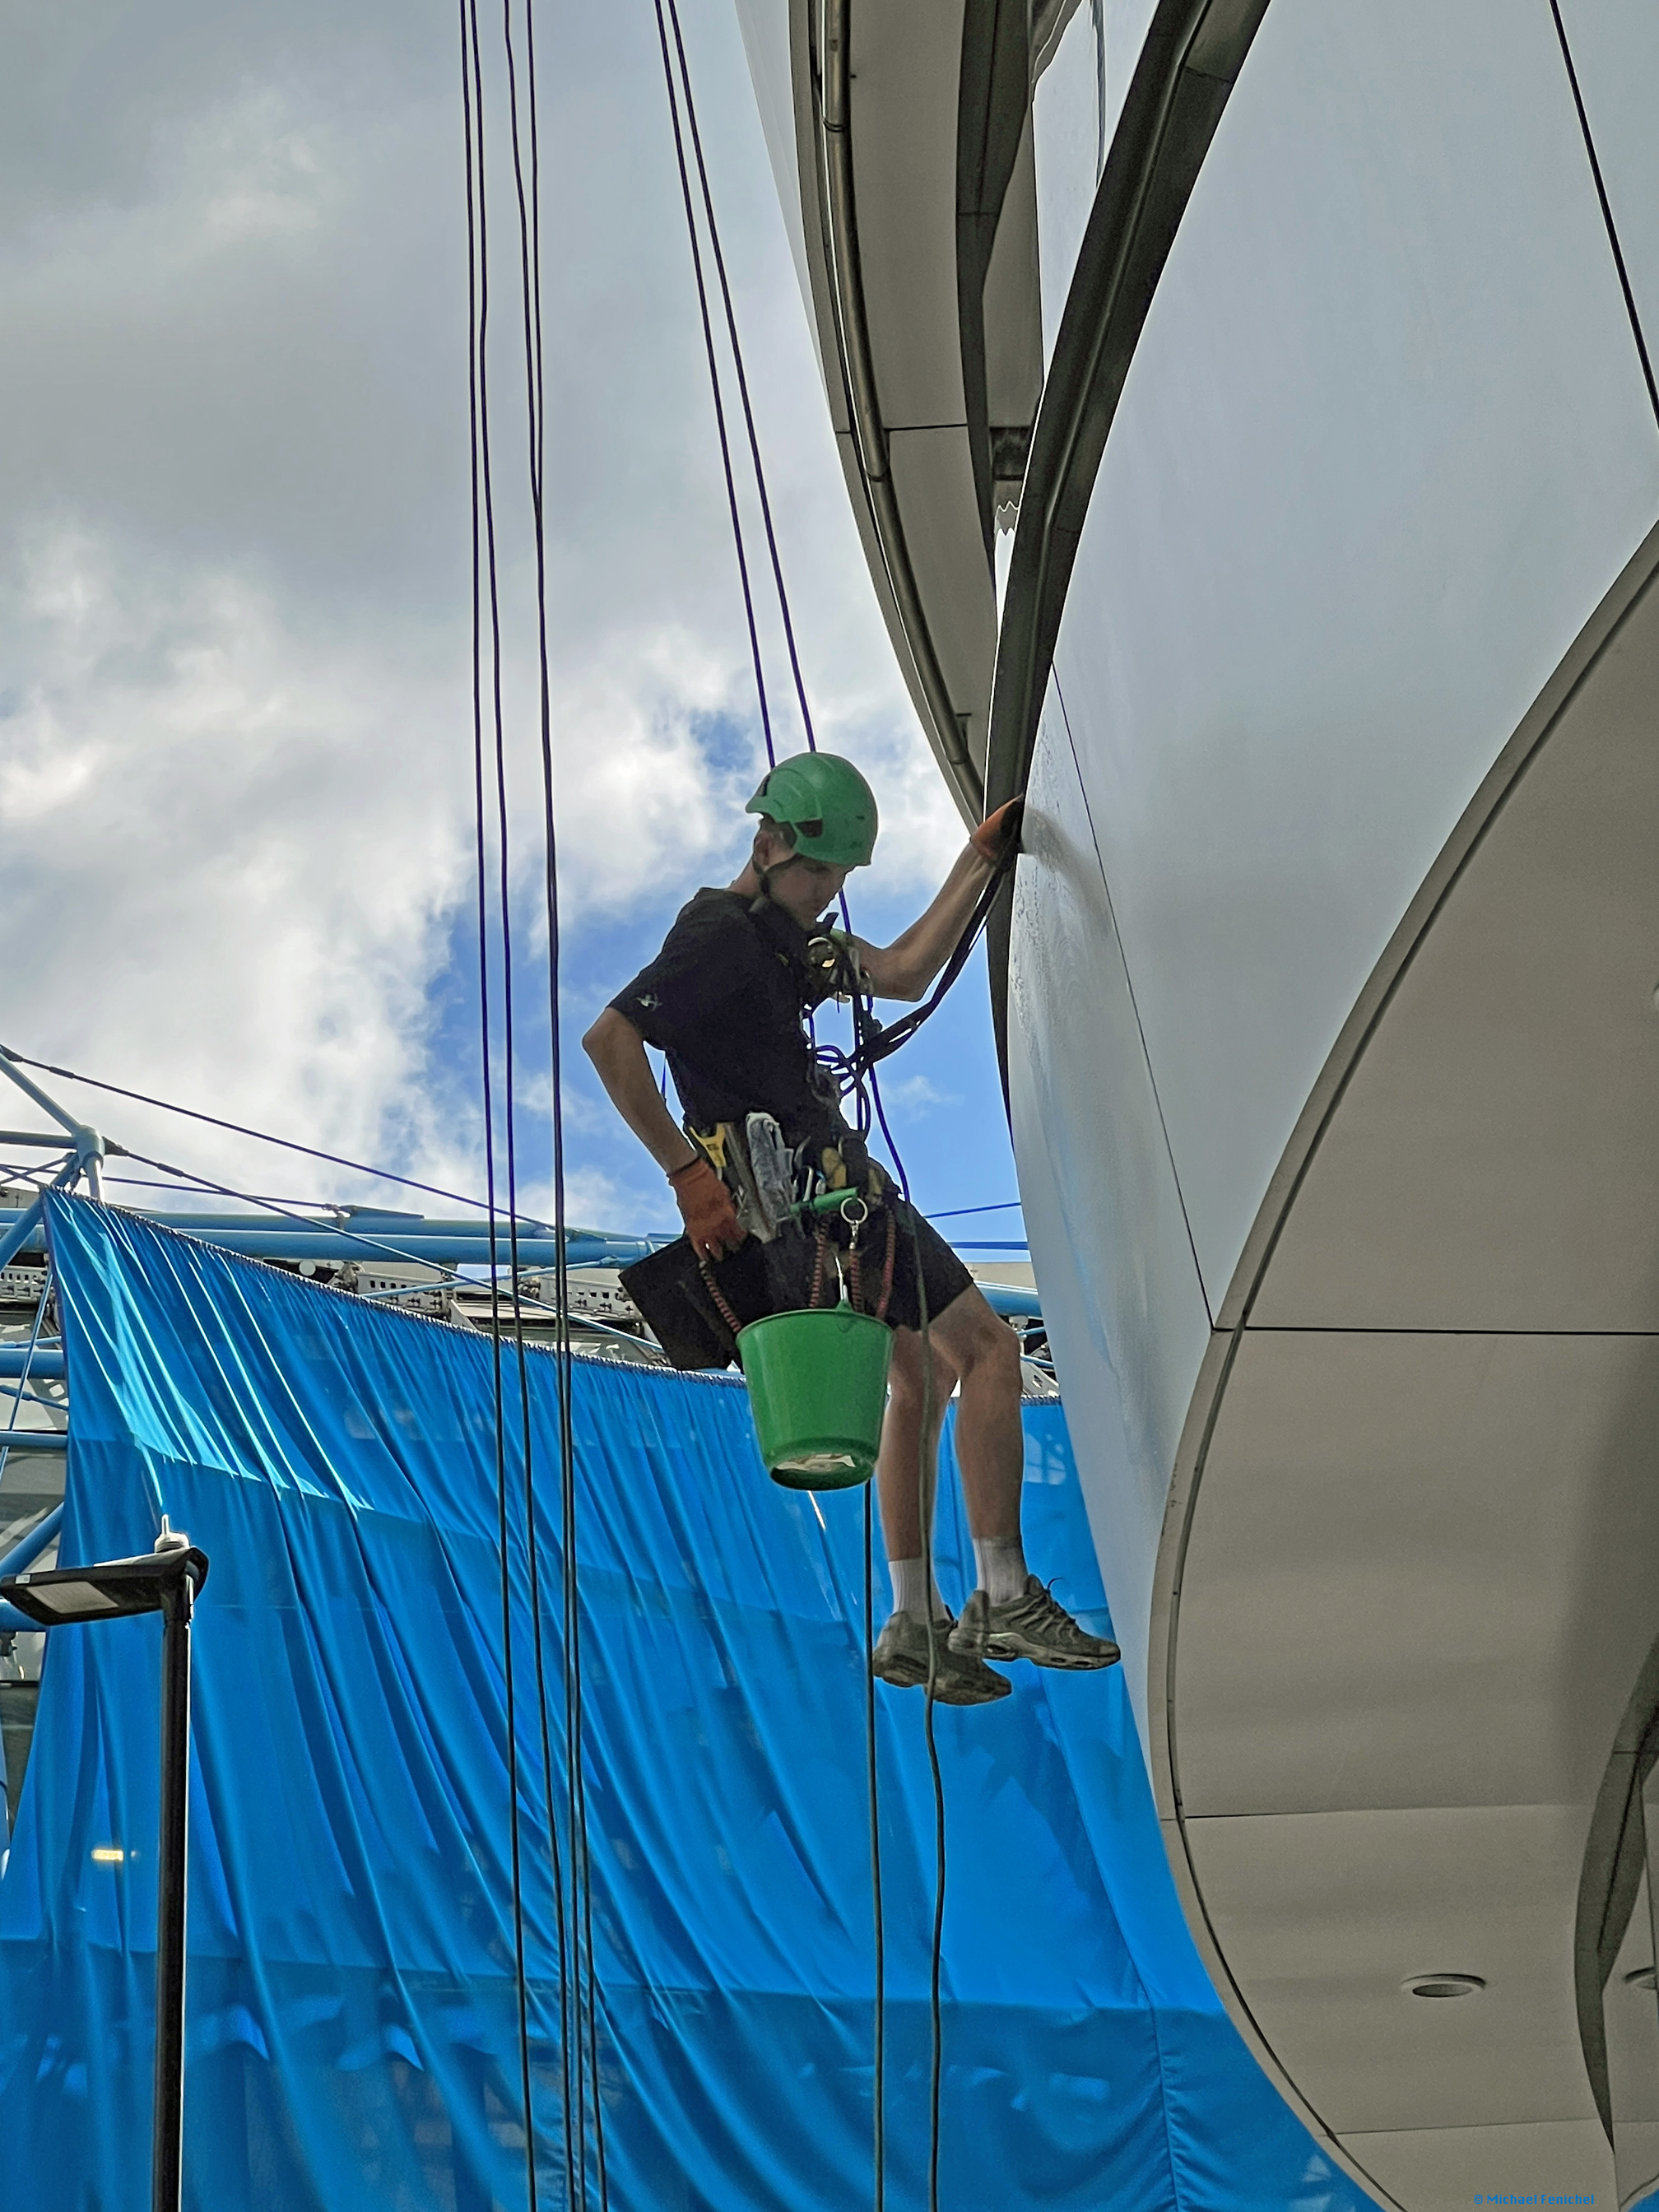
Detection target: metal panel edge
<box><xmin>1141</xmin><ymin>514</ymin><xmax>1659</xmax><ymax>2208</ymax></box>
<box><xmin>1210</xmin><ymin>509</ymin><xmax>1659</xmax><ymax>1334</ymax></box>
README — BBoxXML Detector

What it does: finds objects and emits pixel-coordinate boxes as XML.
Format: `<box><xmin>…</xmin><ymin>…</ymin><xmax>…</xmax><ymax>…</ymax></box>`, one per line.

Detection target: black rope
<box><xmin>864</xmin><ymin>1050</ymin><xmax>948</xmax><ymax>2212</ymax></box>
<box><xmin>103</xmin><ymin>1173</ymin><xmax>349</xmax><ymax>1211</ymax></box>
<box><xmin>1545</xmin><ymin>0</ymin><xmax>1659</xmax><ymax>433</ymax></box>
<box><xmin>841</xmin><ymin>861</ymin><xmax>1010</xmax><ymax>1085</ymax></box>
<box><xmin>834</xmin><ymin>965</ymin><xmax>950</xmax><ymax>2211</ymax></box>
<box><xmin>649</xmin><ymin>0</ymin><xmax>775</xmax><ymax>766</ymax></box>
<box><xmin>647</xmin><ymin>26</ymin><xmax>904</xmax><ymax>2202</ymax></box>
<box><xmin>649</xmin><ymin>13</ymin><xmax>971</xmax><ymax>2200</ymax></box>
<box><xmin>0</xmin><ymin>1048</ymin><xmax>554</xmax><ymax>1225</ymax></box>
<box><xmin>496</xmin><ymin>4</ymin><xmax>588</xmax><ymax>2196</ymax></box>
<box><xmin>118</xmin><ymin>1150</ymin><xmax>468</xmax><ymax>1290</ymax></box>
<box><xmin>458</xmin><ymin>4</ymin><xmax>542</xmax><ymax>2202</ymax></box>
<box><xmin>502</xmin><ymin>0</ymin><xmax>609</xmax><ymax>2196</ymax></box>
<box><xmin>862</xmin><ymin>1485</ymin><xmax>886</xmax><ymax>2211</ymax></box>
<box><xmin>662</xmin><ymin>0</ymin><xmax>816</xmax><ymax>753</ymax></box>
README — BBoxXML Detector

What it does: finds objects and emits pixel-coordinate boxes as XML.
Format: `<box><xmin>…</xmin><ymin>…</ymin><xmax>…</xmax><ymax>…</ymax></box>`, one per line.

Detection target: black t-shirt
<box><xmin>610</xmin><ymin>889</ymin><xmax>843</xmax><ymax>1144</ymax></box>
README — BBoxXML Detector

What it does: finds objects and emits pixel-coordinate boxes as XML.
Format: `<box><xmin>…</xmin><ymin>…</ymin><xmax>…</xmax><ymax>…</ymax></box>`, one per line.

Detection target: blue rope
<box><xmin>650</xmin><ymin>0</ymin><xmax>776</xmax><ymax>767</ymax></box>
<box><xmin>662</xmin><ymin>0</ymin><xmax>817</xmax><ymax>754</ymax></box>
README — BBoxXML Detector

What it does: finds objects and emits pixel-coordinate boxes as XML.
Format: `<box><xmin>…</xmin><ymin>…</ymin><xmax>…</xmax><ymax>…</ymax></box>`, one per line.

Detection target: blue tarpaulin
<box><xmin>0</xmin><ymin>1195</ymin><xmax>1366</xmax><ymax>2209</ymax></box>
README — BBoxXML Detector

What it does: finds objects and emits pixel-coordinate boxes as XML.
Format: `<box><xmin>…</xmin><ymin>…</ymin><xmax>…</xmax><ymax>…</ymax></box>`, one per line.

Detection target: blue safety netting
<box><xmin>0</xmin><ymin>1195</ymin><xmax>1367</xmax><ymax>2210</ymax></box>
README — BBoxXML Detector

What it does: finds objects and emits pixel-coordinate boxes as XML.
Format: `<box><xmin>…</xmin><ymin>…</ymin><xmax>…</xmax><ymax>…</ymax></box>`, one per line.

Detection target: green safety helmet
<box><xmin>746</xmin><ymin>752</ymin><xmax>878</xmax><ymax>868</ymax></box>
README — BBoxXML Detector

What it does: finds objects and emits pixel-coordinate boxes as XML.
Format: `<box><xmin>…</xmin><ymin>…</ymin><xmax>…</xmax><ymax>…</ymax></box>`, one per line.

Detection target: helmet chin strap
<box><xmin>751</xmin><ymin>838</ymin><xmax>808</xmax><ymax>904</ymax></box>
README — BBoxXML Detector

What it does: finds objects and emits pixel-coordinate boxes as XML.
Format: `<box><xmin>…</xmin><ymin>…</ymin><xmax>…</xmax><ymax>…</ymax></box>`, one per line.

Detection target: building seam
<box><xmin>1055</xmin><ymin>674</ymin><xmax>1212</xmax><ymax>1327</ymax></box>
<box><xmin>1545</xmin><ymin>0</ymin><xmax>1659</xmax><ymax>434</ymax></box>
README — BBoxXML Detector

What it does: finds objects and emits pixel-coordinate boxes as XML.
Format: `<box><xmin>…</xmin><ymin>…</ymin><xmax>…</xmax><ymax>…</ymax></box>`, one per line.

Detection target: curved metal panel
<box><xmin>1572</xmin><ymin>1628</ymin><xmax>1659</xmax><ymax>2141</ymax></box>
<box><xmin>1146</xmin><ymin>515</ymin><xmax>1659</xmax><ymax>2205</ymax></box>
<box><xmin>1048</xmin><ymin>0</ymin><xmax>1659</xmax><ymax>1308</ymax></box>
<box><xmin>986</xmin><ymin>0</ymin><xmax>1271</xmax><ymax>801</ymax></box>
<box><xmin>1033</xmin><ymin>2</ymin><xmax>1105</xmax><ymax>368</ymax></box>
<box><xmin>733</xmin><ymin>0</ymin><xmax>817</xmax><ymax>327</ymax></box>
<box><xmin>1247</xmin><ymin>556</ymin><xmax>1659</xmax><ymax>1336</ymax></box>
<box><xmin>1032</xmin><ymin>0</ymin><xmax>1171</xmax><ymax>362</ymax></box>
<box><xmin>1007</xmin><ymin>678</ymin><xmax>1211</xmax><ymax>1734</ymax></box>
<box><xmin>986</xmin><ymin>0</ymin><xmax>1270</xmax><ymax>1078</ymax></box>
<box><xmin>1098</xmin><ymin>0</ymin><xmax>1167</xmax><ymax>150</ymax></box>
<box><xmin>811</xmin><ymin>0</ymin><xmax>986</xmax><ymax>812</ymax></box>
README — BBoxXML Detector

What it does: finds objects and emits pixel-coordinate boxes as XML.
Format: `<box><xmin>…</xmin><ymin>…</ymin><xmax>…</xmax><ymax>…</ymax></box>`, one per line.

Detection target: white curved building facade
<box><xmin>740</xmin><ymin>2</ymin><xmax>1659</xmax><ymax>2202</ymax></box>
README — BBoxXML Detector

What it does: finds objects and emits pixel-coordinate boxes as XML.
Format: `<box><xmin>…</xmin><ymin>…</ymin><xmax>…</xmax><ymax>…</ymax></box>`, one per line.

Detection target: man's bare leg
<box><xmin>876</xmin><ymin>1323</ymin><xmax>955</xmax><ymax>1564</ymax></box>
<box><xmin>878</xmin><ymin>1287</ymin><xmax>1021</xmax><ymax>1552</ymax></box>
<box><xmin>899</xmin><ymin>1285</ymin><xmax>1120</xmax><ymax>1673</ymax></box>
<box><xmin>873</xmin><ymin>1285</ymin><xmax>1117</xmax><ymax>1679</ymax></box>
<box><xmin>924</xmin><ymin>1287</ymin><xmax>1025</xmax><ymax>1540</ymax></box>
<box><xmin>870</xmin><ymin>1321</ymin><xmax>1011</xmax><ymax>1703</ymax></box>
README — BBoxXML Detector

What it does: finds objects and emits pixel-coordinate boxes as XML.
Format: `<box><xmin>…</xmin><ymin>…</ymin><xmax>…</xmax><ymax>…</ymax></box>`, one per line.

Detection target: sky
<box><xmin>0</xmin><ymin>0</ymin><xmax>1019</xmax><ymax>1245</ymax></box>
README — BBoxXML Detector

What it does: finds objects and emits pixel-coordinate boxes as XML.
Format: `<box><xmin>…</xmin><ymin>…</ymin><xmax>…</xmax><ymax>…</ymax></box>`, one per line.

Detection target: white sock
<box><xmin>889</xmin><ymin>1556</ymin><xmax>948</xmax><ymax>1620</ymax></box>
<box><xmin>973</xmin><ymin>1536</ymin><xmax>1029</xmax><ymax>1606</ymax></box>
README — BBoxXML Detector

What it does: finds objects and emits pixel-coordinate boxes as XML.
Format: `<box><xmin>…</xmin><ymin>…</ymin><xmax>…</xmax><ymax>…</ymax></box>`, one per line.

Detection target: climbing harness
<box><xmin>834</xmin><ymin>852</ymin><xmax>1014</xmax><ymax>1088</ymax></box>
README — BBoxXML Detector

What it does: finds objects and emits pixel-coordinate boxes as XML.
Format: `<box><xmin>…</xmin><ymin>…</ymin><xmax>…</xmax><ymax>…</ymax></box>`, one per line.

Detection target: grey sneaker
<box><xmin>872</xmin><ymin>1610</ymin><xmax>1011</xmax><ymax>1705</ymax></box>
<box><xmin>950</xmin><ymin>1577</ymin><xmax>1121</xmax><ymax>1671</ymax></box>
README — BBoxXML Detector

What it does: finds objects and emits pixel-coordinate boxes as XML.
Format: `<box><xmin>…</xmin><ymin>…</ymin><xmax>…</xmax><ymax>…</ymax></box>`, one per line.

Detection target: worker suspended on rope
<box><xmin>583</xmin><ymin>752</ymin><xmax>1119</xmax><ymax>1704</ymax></box>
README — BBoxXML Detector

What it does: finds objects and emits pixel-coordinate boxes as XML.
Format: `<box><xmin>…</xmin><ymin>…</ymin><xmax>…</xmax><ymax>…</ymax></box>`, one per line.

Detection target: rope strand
<box><xmin>0</xmin><ymin>1048</ymin><xmax>552</xmax><ymax>1224</ymax></box>
<box><xmin>865</xmin><ymin>1049</ymin><xmax>948</xmax><ymax>2212</ymax></box>
<box><xmin>649</xmin><ymin>0</ymin><xmax>775</xmax><ymax>765</ymax></box>
<box><xmin>662</xmin><ymin>0</ymin><xmax>816</xmax><ymax>751</ymax></box>
<box><xmin>503</xmin><ymin>0</ymin><xmax>610</xmax><ymax>2193</ymax></box>
<box><xmin>862</xmin><ymin>1486</ymin><xmax>886</xmax><ymax>2212</ymax></box>
<box><xmin>499</xmin><ymin>2</ymin><xmax>586</xmax><ymax>2192</ymax></box>
<box><xmin>649</xmin><ymin>16</ymin><xmax>941</xmax><ymax>2205</ymax></box>
<box><xmin>458</xmin><ymin>5</ymin><xmax>542</xmax><ymax>2199</ymax></box>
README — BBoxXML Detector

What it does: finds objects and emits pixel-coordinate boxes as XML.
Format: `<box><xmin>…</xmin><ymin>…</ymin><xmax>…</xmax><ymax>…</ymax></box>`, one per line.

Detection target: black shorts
<box><xmin>620</xmin><ymin>1195</ymin><xmax>975</xmax><ymax>1370</ymax></box>
<box><xmin>766</xmin><ymin>1192</ymin><xmax>974</xmax><ymax>1335</ymax></box>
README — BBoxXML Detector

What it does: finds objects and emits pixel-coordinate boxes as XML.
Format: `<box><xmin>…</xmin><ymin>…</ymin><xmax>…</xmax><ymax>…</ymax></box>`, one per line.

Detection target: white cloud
<box><xmin>877</xmin><ymin>1073</ymin><xmax>956</xmax><ymax>1118</ymax></box>
<box><xmin>0</xmin><ymin>522</ymin><xmax>467</xmax><ymax>1189</ymax></box>
<box><xmin>0</xmin><ymin>0</ymin><xmax>964</xmax><ymax>1227</ymax></box>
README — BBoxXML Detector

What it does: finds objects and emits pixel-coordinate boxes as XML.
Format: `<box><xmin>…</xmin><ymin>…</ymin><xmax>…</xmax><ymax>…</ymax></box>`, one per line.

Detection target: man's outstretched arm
<box><xmin>852</xmin><ymin>798</ymin><xmax>1021</xmax><ymax>1002</ymax></box>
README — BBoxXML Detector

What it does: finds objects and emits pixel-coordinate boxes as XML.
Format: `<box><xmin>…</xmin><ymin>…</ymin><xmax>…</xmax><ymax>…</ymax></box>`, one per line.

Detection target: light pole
<box><xmin>1</xmin><ymin>1520</ymin><xmax>209</xmax><ymax>2212</ymax></box>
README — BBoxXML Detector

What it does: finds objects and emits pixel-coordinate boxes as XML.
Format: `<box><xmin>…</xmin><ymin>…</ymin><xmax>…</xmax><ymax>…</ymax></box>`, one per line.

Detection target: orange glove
<box><xmin>973</xmin><ymin>795</ymin><xmax>1025</xmax><ymax>867</ymax></box>
<box><xmin>668</xmin><ymin>1156</ymin><xmax>746</xmax><ymax>1261</ymax></box>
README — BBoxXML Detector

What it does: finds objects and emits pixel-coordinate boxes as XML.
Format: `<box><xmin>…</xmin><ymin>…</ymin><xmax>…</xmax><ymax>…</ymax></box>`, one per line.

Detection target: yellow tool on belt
<box><xmin>820</xmin><ymin>1144</ymin><xmax>885</xmax><ymax>1200</ymax></box>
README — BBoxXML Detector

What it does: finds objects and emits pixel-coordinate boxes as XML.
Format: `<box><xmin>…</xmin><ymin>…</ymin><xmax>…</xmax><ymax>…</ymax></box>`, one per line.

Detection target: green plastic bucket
<box><xmin>737</xmin><ymin>1302</ymin><xmax>894</xmax><ymax>1490</ymax></box>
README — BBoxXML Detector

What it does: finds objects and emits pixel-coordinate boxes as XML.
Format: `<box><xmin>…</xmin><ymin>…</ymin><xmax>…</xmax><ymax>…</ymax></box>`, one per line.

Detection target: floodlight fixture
<box><xmin>3</xmin><ymin>1546</ymin><xmax>208</xmax><ymax>1625</ymax></box>
<box><xmin>0</xmin><ymin>1520</ymin><xmax>208</xmax><ymax>2212</ymax></box>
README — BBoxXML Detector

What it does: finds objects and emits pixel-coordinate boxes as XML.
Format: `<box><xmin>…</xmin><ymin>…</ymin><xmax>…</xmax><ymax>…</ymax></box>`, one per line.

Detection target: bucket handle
<box><xmin>701</xmin><ymin>1189</ymin><xmax>895</xmax><ymax>1329</ymax></box>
